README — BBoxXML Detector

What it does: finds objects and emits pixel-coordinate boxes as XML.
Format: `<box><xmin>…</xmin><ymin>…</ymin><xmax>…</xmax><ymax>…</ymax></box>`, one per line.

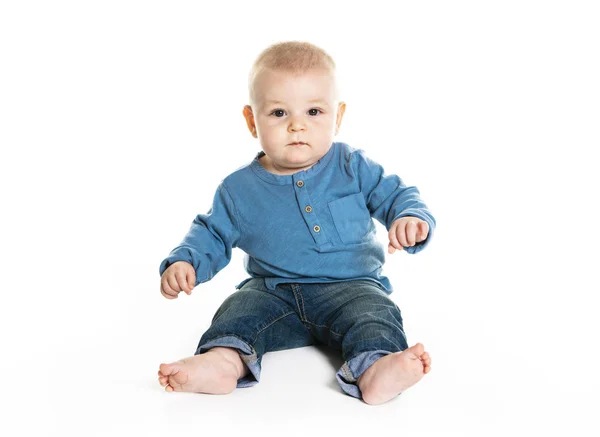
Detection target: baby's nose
<box><xmin>288</xmin><ymin>120</ymin><xmax>306</xmax><ymax>131</ymax></box>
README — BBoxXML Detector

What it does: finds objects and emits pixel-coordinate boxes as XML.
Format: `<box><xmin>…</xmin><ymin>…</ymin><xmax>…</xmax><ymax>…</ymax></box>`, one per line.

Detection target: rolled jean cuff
<box><xmin>195</xmin><ymin>335</ymin><xmax>261</xmax><ymax>388</ymax></box>
<box><xmin>335</xmin><ymin>350</ymin><xmax>393</xmax><ymax>398</ymax></box>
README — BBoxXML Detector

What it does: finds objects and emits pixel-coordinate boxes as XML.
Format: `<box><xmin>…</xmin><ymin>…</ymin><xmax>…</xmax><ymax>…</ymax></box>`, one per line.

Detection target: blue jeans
<box><xmin>195</xmin><ymin>278</ymin><xmax>409</xmax><ymax>399</ymax></box>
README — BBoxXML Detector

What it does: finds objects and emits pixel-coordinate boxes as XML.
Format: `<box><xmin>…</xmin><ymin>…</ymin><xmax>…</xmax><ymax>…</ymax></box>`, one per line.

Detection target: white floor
<box><xmin>4</xmin><ymin>241</ymin><xmax>599</xmax><ymax>437</ymax></box>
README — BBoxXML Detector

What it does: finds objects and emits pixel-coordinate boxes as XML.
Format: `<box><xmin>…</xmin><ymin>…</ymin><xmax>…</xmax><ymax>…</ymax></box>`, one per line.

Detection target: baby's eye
<box><xmin>308</xmin><ymin>108</ymin><xmax>322</xmax><ymax>116</ymax></box>
<box><xmin>270</xmin><ymin>109</ymin><xmax>286</xmax><ymax>117</ymax></box>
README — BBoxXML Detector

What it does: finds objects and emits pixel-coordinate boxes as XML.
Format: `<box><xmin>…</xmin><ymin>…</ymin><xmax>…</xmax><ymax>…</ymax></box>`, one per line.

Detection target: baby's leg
<box><xmin>158</xmin><ymin>346</ymin><xmax>248</xmax><ymax>394</ymax></box>
<box><xmin>158</xmin><ymin>278</ymin><xmax>314</xmax><ymax>394</ymax></box>
<box><xmin>311</xmin><ymin>280</ymin><xmax>431</xmax><ymax>404</ymax></box>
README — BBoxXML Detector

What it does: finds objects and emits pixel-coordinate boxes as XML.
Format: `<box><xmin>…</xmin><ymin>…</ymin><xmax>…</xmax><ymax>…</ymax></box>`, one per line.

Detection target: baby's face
<box><xmin>244</xmin><ymin>68</ymin><xmax>345</xmax><ymax>174</ymax></box>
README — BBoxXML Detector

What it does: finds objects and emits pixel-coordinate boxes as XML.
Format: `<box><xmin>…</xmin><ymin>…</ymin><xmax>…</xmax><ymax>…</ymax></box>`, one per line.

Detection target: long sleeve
<box><xmin>351</xmin><ymin>149</ymin><xmax>436</xmax><ymax>254</ymax></box>
<box><xmin>158</xmin><ymin>183</ymin><xmax>241</xmax><ymax>285</ymax></box>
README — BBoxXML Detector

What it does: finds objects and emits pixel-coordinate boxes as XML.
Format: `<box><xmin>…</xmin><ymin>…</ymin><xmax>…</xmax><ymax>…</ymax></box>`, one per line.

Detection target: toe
<box><xmin>423</xmin><ymin>358</ymin><xmax>432</xmax><ymax>371</ymax></box>
<box><xmin>421</xmin><ymin>353</ymin><xmax>431</xmax><ymax>366</ymax></box>
<box><xmin>167</xmin><ymin>378</ymin><xmax>181</xmax><ymax>392</ymax></box>
<box><xmin>407</xmin><ymin>343</ymin><xmax>425</xmax><ymax>356</ymax></box>
<box><xmin>159</xmin><ymin>362</ymin><xmax>180</xmax><ymax>376</ymax></box>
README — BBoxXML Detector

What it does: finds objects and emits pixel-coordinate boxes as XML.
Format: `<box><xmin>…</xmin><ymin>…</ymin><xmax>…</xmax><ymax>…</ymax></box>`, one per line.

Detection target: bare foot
<box><xmin>157</xmin><ymin>347</ymin><xmax>249</xmax><ymax>394</ymax></box>
<box><xmin>357</xmin><ymin>343</ymin><xmax>432</xmax><ymax>405</ymax></box>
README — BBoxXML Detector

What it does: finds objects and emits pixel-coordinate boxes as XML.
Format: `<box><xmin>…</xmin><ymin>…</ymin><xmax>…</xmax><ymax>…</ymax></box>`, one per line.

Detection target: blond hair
<box><xmin>248</xmin><ymin>41</ymin><xmax>337</xmax><ymax>105</ymax></box>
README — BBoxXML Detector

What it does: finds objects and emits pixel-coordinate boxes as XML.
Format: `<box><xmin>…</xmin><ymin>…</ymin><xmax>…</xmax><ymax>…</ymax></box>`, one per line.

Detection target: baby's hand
<box><xmin>388</xmin><ymin>217</ymin><xmax>429</xmax><ymax>254</ymax></box>
<box><xmin>160</xmin><ymin>261</ymin><xmax>196</xmax><ymax>299</ymax></box>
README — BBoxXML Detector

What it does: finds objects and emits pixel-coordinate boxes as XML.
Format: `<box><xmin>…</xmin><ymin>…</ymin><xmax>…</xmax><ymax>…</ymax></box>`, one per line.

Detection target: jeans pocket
<box><xmin>328</xmin><ymin>193</ymin><xmax>371</xmax><ymax>244</ymax></box>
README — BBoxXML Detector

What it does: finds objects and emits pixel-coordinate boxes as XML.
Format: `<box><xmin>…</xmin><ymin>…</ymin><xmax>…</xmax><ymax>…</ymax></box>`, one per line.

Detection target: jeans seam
<box><xmin>299</xmin><ymin>288</ymin><xmax>307</xmax><ymax>320</ymax></box>
<box><xmin>251</xmin><ymin>310</ymin><xmax>297</xmax><ymax>344</ymax></box>
<box><xmin>291</xmin><ymin>284</ymin><xmax>307</xmax><ymax>322</ymax></box>
<box><xmin>303</xmin><ymin>320</ymin><xmax>343</xmax><ymax>337</ymax></box>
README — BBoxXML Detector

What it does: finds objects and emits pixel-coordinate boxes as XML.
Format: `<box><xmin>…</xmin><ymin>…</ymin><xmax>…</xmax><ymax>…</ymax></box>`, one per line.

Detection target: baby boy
<box><xmin>157</xmin><ymin>41</ymin><xmax>435</xmax><ymax>405</ymax></box>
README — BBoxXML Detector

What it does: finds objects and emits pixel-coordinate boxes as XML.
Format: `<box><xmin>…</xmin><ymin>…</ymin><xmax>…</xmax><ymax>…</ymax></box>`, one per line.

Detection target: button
<box><xmin>313</xmin><ymin>225</ymin><xmax>321</xmax><ymax>233</ymax></box>
<box><xmin>305</xmin><ymin>205</ymin><xmax>313</xmax><ymax>213</ymax></box>
<box><xmin>296</xmin><ymin>180</ymin><xmax>304</xmax><ymax>188</ymax></box>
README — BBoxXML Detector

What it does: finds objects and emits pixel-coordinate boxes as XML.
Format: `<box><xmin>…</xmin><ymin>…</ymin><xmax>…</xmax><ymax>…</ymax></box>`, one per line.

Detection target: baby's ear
<box><xmin>335</xmin><ymin>102</ymin><xmax>346</xmax><ymax>135</ymax></box>
<box><xmin>242</xmin><ymin>105</ymin><xmax>257</xmax><ymax>137</ymax></box>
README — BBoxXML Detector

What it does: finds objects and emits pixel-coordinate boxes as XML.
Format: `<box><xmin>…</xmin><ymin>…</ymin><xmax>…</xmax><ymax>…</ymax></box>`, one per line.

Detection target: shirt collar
<box><xmin>250</xmin><ymin>142</ymin><xmax>338</xmax><ymax>185</ymax></box>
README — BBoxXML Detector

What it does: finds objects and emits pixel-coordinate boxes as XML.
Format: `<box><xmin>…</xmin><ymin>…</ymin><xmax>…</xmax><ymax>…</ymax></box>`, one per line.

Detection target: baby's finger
<box><xmin>166</xmin><ymin>275</ymin><xmax>182</xmax><ymax>296</ymax></box>
<box><xmin>160</xmin><ymin>287</ymin><xmax>177</xmax><ymax>299</ymax></box>
<box><xmin>160</xmin><ymin>278</ymin><xmax>178</xmax><ymax>298</ymax></box>
<box><xmin>160</xmin><ymin>276</ymin><xmax>177</xmax><ymax>298</ymax></box>
<box><xmin>417</xmin><ymin>221</ymin><xmax>429</xmax><ymax>242</ymax></box>
<box><xmin>187</xmin><ymin>269</ymin><xmax>196</xmax><ymax>292</ymax></box>
<box><xmin>175</xmin><ymin>270</ymin><xmax>190</xmax><ymax>295</ymax></box>
<box><xmin>396</xmin><ymin>221</ymin><xmax>409</xmax><ymax>247</ymax></box>
<box><xmin>388</xmin><ymin>224</ymin><xmax>403</xmax><ymax>253</ymax></box>
<box><xmin>406</xmin><ymin>220</ymin><xmax>418</xmax><ymax>246</ymax></box>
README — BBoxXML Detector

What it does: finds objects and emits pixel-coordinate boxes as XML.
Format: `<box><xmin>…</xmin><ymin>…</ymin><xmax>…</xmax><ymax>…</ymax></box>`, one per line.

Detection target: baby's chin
<box><xmin>275</xmin><ymin>157</ymin><xmax>318</xmax><ymax>173</ymax></box>
<box><xmin>283</xmin><ymin>153</ymin><xmax>310</xmax><ymax>162</ymax></box>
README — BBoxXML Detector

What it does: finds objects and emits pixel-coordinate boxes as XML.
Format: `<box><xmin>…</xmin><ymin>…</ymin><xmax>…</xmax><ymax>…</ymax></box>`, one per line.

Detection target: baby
<box><xmin>157</xmin><ymin>41</ymin><xmax>435</xmax><ymax>405</ymax></box>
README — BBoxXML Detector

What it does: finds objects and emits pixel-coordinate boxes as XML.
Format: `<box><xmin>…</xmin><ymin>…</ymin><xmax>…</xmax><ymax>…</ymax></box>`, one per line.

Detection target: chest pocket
<box><xmin>328</xmin><ymin>193</ymin><xmax>372</xmax><ymax>244</ymax></box>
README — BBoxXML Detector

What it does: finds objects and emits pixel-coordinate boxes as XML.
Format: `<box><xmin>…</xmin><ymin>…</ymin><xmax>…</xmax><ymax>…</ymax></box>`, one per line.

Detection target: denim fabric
<box><xmin>195</xmin><ymin>278</ymin><xmax>408</xmax><ymax>399</ymax></box>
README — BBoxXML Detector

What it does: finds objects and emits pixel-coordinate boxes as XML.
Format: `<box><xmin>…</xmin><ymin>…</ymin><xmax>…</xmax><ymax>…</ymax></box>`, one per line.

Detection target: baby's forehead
<box><xmin>253</xmin><ymin>68</ymin><xmax>337</xmax><ymax>99</ymax></box>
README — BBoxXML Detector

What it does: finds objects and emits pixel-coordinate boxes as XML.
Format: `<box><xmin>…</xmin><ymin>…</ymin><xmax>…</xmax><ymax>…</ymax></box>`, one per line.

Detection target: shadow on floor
<box><xmin>313</xmin><ymin>343</ymin><xmax>346</xmax><ymax>392</ymax></box>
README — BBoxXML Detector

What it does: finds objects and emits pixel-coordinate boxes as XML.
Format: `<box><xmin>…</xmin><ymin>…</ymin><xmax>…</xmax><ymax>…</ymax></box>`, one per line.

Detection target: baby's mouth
<box><xmin>288</xmin><ymin>142</ymin><xmax>308</xmax><ymax>146</ymax></box>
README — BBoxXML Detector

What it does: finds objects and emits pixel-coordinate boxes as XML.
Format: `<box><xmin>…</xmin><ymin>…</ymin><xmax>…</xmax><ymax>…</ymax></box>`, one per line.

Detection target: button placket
<box><xmin>292</xmin><ymin>176</ymin><xmax>326</xmax><ymax>244</ymax></box>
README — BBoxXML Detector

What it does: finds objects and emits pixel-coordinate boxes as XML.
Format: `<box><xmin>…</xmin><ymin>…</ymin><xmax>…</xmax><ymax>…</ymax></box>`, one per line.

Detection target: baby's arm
<box><xmin>352</xmin><ymin>149</ymin><xmax>436</xmax><ymax>254</ymax></box>
<box><xmin>158</xmin><ymin>183</ymin><xmax>241</xmax><ymax>298</ymax></box>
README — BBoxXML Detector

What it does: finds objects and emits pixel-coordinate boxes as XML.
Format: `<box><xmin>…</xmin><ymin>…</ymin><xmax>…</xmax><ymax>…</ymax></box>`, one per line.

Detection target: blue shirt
<box><xmin>159</xmin><ymin>142</ymin><xmax>436</xmax><ymax>294</ymax></box>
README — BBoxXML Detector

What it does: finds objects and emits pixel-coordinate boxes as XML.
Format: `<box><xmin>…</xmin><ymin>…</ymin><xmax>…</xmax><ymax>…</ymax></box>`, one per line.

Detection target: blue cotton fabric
<box><xmin>159</xmin><ymin>142</ymin><xmax>436</xmax><ymax>293</ymax></box>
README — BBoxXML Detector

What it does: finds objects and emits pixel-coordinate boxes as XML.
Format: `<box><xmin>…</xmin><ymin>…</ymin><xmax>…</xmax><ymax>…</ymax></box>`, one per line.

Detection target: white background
<box><xmin>1</xmin><ymin>1</ymin><xmax>599</xmax><ymax>436</ymax></box>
